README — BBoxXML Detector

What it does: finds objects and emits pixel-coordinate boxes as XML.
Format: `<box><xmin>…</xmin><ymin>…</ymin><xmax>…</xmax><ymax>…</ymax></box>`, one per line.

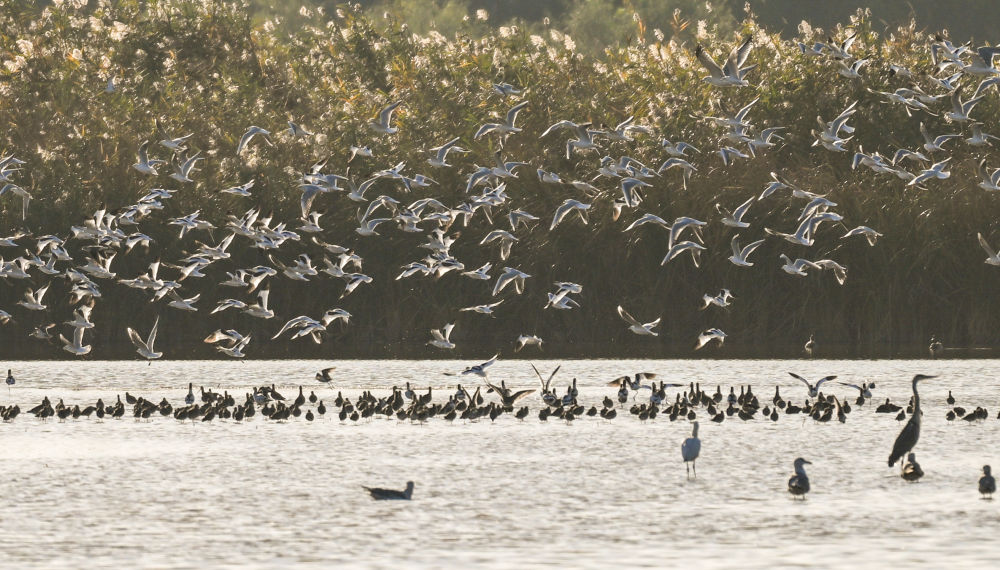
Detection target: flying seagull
<box><xmin>127</xmin><ymin>315</ymin><xmax>162</xmax><ymax>362</ymax></box>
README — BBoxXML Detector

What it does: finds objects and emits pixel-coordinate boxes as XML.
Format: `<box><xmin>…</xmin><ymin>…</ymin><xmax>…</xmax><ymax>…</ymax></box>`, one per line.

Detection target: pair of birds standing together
<box><xmin>679</xmin><ymin>422</ymin><xmax>813</xmax><ymax>499</ymax></box>
<box><xmin>892</xmin><ymin>454</ymin><xmax>993</xmax><ymax>500</ymax></box>
<box><xmin>802</xmin><ymin>335</ymin><xmax>946</xmax><ymax>358</ymax></box>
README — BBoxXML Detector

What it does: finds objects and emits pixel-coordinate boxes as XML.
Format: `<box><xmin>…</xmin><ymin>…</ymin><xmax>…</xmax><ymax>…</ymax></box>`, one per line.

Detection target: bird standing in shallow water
<box><xmin>5</xmin><ymin>369</ymin><xmax>13</xmax><ymax>394</ymax></box>
<box><xmin>788</xmin><ymin>458</ymin><xmax>811</xmax><ymax>499</ymax></box>
<box><xmin>929</xmin><ymin>336</ymin><xmax>943</xmax><ymax>359</ymax></box>
<box><xmin>901</xmin><ymin>453</ymin><xmax>924</xmax><ymax>482</ymax></box>
<box><xmin>363</xmin><ymin>481</ymin><xmax>414</xmax><ymax>500</ymax></box>
<box><xmin>681</xmin><ymin>421</ymin><xmax>701</xmax><ymax>479</ymax></box>
<box><xmin>888</xmin><ymin>374</ymin><xmax>937</xmax><ymax>468</ymax></box>
<box><xmin>980</xmin><ymin>466</ymin><xmax>996</xmax><ymax>499</ymax></box>
<box><xmin>804</xmin><ymin>334</ymin><xmax>816</xmax><ymax>358</ymax></box>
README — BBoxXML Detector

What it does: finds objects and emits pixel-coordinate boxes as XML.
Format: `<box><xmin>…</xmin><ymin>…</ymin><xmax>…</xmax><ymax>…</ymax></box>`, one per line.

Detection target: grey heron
<box><xmin>682</xmin><ymin>421</ymin><xmax>701</xmax><ymax>478</ymax></box>
<box><xmin>888</xmin><ymin>374</ymin><xmax>937</xmax><ymax>468</ymax></box>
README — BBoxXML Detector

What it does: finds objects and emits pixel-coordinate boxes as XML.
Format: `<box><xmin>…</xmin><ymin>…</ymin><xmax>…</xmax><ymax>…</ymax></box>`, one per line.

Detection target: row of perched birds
<box><xmin>1</xmin><ymin>366</ymin><xmax>995</xmax><ymax>425</ymax></box>
<box><xmin>4</xmin><ymin>30</ymin><xmax>1000</xmax><ymax>357</ymax></box>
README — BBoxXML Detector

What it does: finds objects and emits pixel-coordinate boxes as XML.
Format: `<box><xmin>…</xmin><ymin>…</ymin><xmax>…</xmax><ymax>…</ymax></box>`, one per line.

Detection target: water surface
<box><xmin>1</xmin><ymin>359</ymin><xmax>998</xmax><ymax>569</ymax></box>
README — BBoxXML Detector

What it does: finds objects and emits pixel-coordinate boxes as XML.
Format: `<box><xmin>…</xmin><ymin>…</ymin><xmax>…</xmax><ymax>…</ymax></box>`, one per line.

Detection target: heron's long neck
<box><xmin>912</xmin><ymin>379</ymin><xmax>920</xmax><ymax>412</ymax></box>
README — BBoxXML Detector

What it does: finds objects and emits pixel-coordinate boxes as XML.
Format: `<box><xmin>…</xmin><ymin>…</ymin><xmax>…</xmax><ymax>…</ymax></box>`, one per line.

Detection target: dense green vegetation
<box><xmin>258</xmin><ymin>0</ymin><xmax>998</xmax><ymax>55</ymax></box>
<box><xmin>0</xmin><ymin>0</ymin><xmax>999</xmax><ymax>359</ymax></box>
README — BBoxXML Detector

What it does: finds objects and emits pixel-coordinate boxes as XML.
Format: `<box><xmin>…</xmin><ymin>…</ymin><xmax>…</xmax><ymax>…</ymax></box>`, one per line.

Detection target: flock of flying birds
<box><xmin>3</xmin><ymin>31</ymin><xmax>1000</xmax><ymax>360</ymax></box>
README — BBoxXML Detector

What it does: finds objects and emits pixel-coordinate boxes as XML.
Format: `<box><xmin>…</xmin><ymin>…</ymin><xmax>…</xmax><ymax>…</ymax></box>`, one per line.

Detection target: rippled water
<box><xmin>2</xmin><ymin>359</ymin><xmax>998</xmax><ymax>569</ymax></box>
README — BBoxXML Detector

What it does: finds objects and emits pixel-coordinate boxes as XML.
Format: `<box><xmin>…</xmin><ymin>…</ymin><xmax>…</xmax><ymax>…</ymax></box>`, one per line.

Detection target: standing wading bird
<box><xmin>804</xmin><ymin>334</ymin><xmax>816</xmax><ymax>357</ymax></box>
<box><xmin>788</xmin><ymin>458</ymin><xmax>812</xmax><ymax>499</ymax></box>
<box><xmin>681</xmin><ymin>421</ymin><xmax>701</xmax><ymax>478</ymax></box>
<box><xmin>5</xmin><ymin>368</ymin><xmax>13</xmax><ymax>394</ymax></box>
<box><xmin>929</xmin><ymin>336</ymin><xmax>944</xmax><ymax>358</ymax></box>
<box><xmin>980</xmin><ymin>465</ymin><xmax>996</xmax><ymax>499</ymax></box>
<box><xmin>901</xmin><ymin>453</ymin><xmax>924</xmax><ymax>482</ymax></box>
<box><xmin>363</xmin><ymin>481</ymin><xmax>414</xmax><ymax>500</ymax></box>
<box><xmin>888</xmin><ymin>374</ymin><xmax>937</xmax><ymax>468</ymax></box>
